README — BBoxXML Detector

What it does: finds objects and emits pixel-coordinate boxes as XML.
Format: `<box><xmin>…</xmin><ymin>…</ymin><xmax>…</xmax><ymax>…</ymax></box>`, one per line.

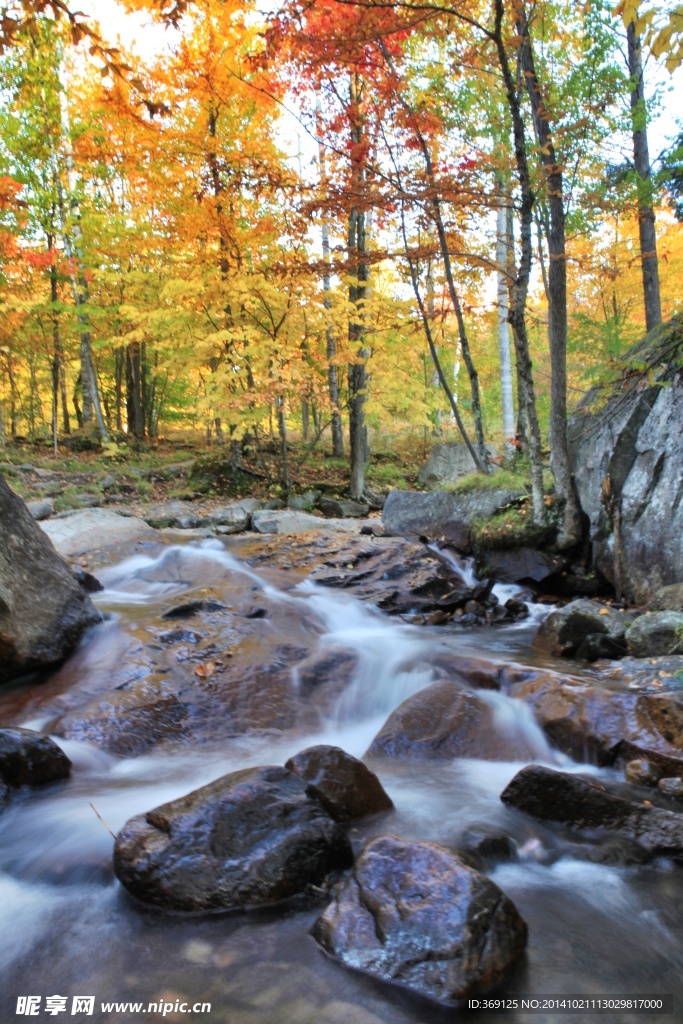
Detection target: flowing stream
<box><xmin>1</xmin><ymin>537</ymin><xmax>682</xmax><ymax>1024</ymax></box>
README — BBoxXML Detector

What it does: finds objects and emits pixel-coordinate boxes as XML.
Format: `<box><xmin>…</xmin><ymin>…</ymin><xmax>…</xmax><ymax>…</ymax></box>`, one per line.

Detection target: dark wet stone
<box><xmin>312</xmin><ymin>833</ymin><xmax>528</xmax><ymax>1005</ymax></box>
<box><xmin>458</xmin><ymin>823</ymin><xmax>516</xmax><ymax>864</ymax></box>
<box><xmin>285</xmin><ymin>745</ymin><xmax>393</xmax><ymax>822</ymax></box>
<box><xmin>318</xmin><ymin>497</ymin><xmax>370</xmax><ymax>518</ymax></box>
<box><xmin>71</xmin><ymin>567</ymin><xmax>104</xmax><ymax>593</ymax></box>
<box><xmin>52</xmin><ymin>682</ymin><xmax>187</xmax><ymax>756</ymax></box>
<box><xmin>161</xmin><ymin>599</ymin><xmax>226</xmax><ymax>619</ymax></box>
<box><xmin>114</xmin><ymin>765</ymin><xmax>353</xmax><ymax>912</ymax></box>
<box><xmin>501</xmin><ymin>764</ymin><xmax>683</xmax><ymax>859</ymax></box>
<box><xmin>532</xmin><ymin>599</ymin><xmax>629</xmax><ymax>659</ymax></box>
<box><xmin>0</xmin><ymin>727</ymin><xmax>71</xmax><ymax>786</ymax></box>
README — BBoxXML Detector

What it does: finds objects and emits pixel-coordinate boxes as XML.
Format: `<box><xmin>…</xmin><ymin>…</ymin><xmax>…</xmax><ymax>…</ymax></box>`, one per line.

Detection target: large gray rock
<box><xmin>0</xmin><ymin>476</ymin><xmax>101</xmax><ymax>686</ymax></box>
<box><xmin>626</xmin><ymin>611</ymin><xmax>683</xmax><ymax>658</ymax></box>
<box><xmin>114</xmin><ymin>765</ymin><xmax>353</xmax><ymax>912</ymax></box>
<box><xmin>417</xmin><ymin>443</ymin><xmax>498</xmax><ymax>488</ymax></box>
<box><xmin>40</xmin><ymin>507</ymin><xmax>157</xmax><ymax>556</ymax></box>
<box><xmin>382</xmin><ymin>488</ymin><xmax>523</xmax><ymax>548</ymax></box>
<box><xmin>568</xmin><ymin>321</ymin><xmax>683</xmax><ymax>602</ymax></box>
<box><xmin>318</xmin><ymin>497</ymin><xmax>370</xmax><ymax>518</ymax></box>
<box><xmin>252</xmin><ymin>509</ymin><xmax>324</xmax><ymax>534</ymax></box>
<box><xmin>501</xmin><ymin>764</ymin><xmax>683</xmax><ymax>859</ymax></box>
<box><xmin>312</xmin><ymin>834</ymin><xmax>527</xmax><ymax>1004</ymax></box>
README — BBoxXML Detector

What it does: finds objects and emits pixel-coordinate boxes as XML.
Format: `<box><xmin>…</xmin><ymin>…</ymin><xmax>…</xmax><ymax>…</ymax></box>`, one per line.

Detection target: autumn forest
<box><xmin>1</xmin><ymin>0</ymin><xmax>682</xmax><ymax>541</ymax></box>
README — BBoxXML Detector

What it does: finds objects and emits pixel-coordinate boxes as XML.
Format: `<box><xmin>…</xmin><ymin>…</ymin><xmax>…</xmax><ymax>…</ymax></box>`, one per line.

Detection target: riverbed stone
<box><xmin>26</xmin><ymin>497</ymin><xmax>55</xmax><ymax>521</ymax></box>
<box><xmin>317</xmin><ymin>497</ymin><xmax>370</xmax><ymax>518</ymax></box>
<box><xmin>506</xmin><ymin>673</ymin><xmax>683</xmax><ymax>771</ymax></box>
<box><xmin>114</xmin><ymin>765</ymin><xmax>353</xmax><ymax>912</ymax></box>
<box><xmin>625</xmin><ymin>612</ymin><xmax>683</xmax><ymax>658</ymax></box>
<box><xmin>382</xmin><ymin>488</ymin><xmax>524</xmax><ymax>549</ymax></box>
<box><xmin>0</xmin><ymin>476</ymin><xmax>102</xmax><ymax>685</ymax></box>
<box><xmin>40</xmin><ymin>507</ymin><xmax>158</xmax><ymax>556</ymax></box>
<box><xmin>312</xmin><ymin>834</ymin><xmax>527</xmax><ymax>1004</ymax></box>
<box><xmin>252</xmin><ymin>509</ymin><xmax>324</xmax><ymax>534</ymax></box>
<box><xmin>366</xmin><ymin>679</ymin><xmax>542</xmax><ymax>762</ymax></box>
<box><xmin>0</xmin><ymin>726</ymin><xmax>71</xmax><ymax>786</ymax></box>
<box><xmin>624</xmin><ymin>758</ymin><xmax>659</xmax><ymax>786</ymax></box>
<box><xmin>285</xmin><ymin>745</ymin><xmax>393</xmax><ymax>821</ymax></box>
<box><xmin>501</xmin><ymin>764</ymin><xmax>683</xmax><ymax>858</ymax></box>
<box><xmin>658</xmin><ymin>777</ymin><xmax>683</xmax><ymax>799</ymax></box>
<box><xmin>532</xmin><ymin>599</ymin><xmax>629</xmax><ymax>659</ymax></box>
<box><xmin>52</xmin><ymin>679</ymin><xmax>188</xmax><ymax>756</ymax></box>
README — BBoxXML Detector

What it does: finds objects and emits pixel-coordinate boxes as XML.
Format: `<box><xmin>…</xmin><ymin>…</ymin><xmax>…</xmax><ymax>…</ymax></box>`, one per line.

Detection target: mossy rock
<box><xmin>63</xmin><ymin>431</ymin><xmax>102</xmax><ymax>453</ymax></box>
<box><xmin>188</xmin><ymin>456</ymin><xmax>254</xmax><ymax>497</ymax></box>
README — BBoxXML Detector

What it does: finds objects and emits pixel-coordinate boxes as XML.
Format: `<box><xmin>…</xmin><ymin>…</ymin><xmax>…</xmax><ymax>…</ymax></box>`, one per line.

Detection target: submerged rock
<box><xmin>0</xmin><ymin>726</ymin><xmax>71</xmax><ymax>786</ymax></box>
<box><xmin>0</xmin><ymin>476</ymin><xmax>102</xmax><ymax>686</ymax></box>
<box><xmin>285</xmin><ymin>745</ymin><xmax>393</xmax><ymax>822</ymax></box>
<box><xmin>114</xmin><ymin>765</ymin><xmax>353</xmax><ymax>912</ymax></box>
<box><xmin>501</xmin><ymin>764</ymin><xmax>683</xmax><ymax>859</ymax></box>
<box><xmin>312</xmin><ymin>834</ymin><xmax>527</xmax><ymax>1005</ymax></box>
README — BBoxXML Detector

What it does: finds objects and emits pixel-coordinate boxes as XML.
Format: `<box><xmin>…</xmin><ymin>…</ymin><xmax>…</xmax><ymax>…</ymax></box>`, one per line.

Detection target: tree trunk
<box><xmin>115</xmin><ymin>347</ymin><xmax>124</xmax><ymax>433</ymax></box>
<box><xmin>317</xmin><ymin>94</ymin><xmax>345</xmax><ymax>459</ymax></box>
<box><xmin>54</xmin><ymin>43</ymin><xmax>109</xmax><ymax>440</ymax></box>
<box><xmin>516</xmin><ymin>6</ymin><xmax>582</xmax><ymax>549</ymax></box>
<box><xmin>126</xmin><ymin>342</ymin><xmax>145</xmax><ymax>438</ymax></box>
<box><xmin>377</xmin><ymin>40</ymin><xmax>488</xmax><ymax>470</ymax></box>
<box><xmin>347</xmin><ymin>73</ymin><xmax>369</xmax><ymax>502</ymax></box>
<box><xmin>496</xmin><ymin>195</ymin><xmax>516</xmax><ymax>452</ymax></box>
<box><xmin>491</xmin><ymin>0</ymin><xmax>545</xmax><ymax>523</ymax></box>
<box><xmin>627</xmin><ymin>22</ymin><xmax>662</xmax><ymax>333</ymax></box>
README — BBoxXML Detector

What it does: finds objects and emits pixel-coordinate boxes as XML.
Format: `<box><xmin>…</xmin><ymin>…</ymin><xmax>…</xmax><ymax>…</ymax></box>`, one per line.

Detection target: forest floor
<box><xmin>0</xmin><ymin>434</ymin><xmax>428</xmax><ymax>515</ymax></box>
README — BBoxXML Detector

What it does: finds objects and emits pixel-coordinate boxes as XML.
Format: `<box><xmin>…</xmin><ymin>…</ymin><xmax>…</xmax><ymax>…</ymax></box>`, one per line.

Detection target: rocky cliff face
<box><xmin>568</xmin><ymin>319</ymin><xmax>683</xmax><ymax>602</ymax></box>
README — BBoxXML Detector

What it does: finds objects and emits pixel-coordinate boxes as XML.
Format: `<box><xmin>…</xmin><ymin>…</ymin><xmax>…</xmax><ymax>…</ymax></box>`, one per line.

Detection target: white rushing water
<box><xmin>1</xmin><ymin>537</ymin><xmax>681</xmax><ymax>1024</ymax></box>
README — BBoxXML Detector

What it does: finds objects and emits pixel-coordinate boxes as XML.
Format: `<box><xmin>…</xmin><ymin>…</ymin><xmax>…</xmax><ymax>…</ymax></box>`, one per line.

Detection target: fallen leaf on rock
<box><xmin>194</xmin><ymin>662</ymin><xmax>216</xmax><ymax>678</ymax></box>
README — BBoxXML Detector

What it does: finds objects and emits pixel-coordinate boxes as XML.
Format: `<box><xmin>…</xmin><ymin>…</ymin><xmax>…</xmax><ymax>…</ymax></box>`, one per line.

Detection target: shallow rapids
<box><xmin>1</xmin><ymin>537</ymin><xmax>682</xmax><ymax>1024</ymax></box>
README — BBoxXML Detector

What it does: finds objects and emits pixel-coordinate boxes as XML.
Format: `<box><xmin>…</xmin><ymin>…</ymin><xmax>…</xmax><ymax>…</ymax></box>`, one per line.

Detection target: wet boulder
<box><xmin>475</xmin><ymin>546</ymin><xmax>567</xmax><ymax>586</ymax></box>
<box><xmin>366</xmin><ymin>679</ymin><xmax>542</xmax><ymax>762</ymax></box>
<box><xmin>114</xmin><ymin>765</ymin><xmax>353</xmax><ymax>912</ymax></box>
<box><xmin>532</xmin><ymin>599</ymin><xmax>629</xmax><ymax>660</ymax></box>
<box><xmin>624</xmin><ymin>759</ymin><xmax>659</xmax><ymax>786</ymax></box>
<box><xmin>506</xmin><ymin>673</ymin><xmax>683</xmax><ymax>771</ymax></box>
<box><xmin>309</xmin><ymin>538</ymin><xmax>480</xmax><ymax>618</ymax></box>
<box><xmin>658</xmin><ymin>777</ymin><xmax>683</xmax><ymax>799</ymax></box>
<box><xmin>625</xmin><ymin>612</ymin><xmax>683</xmax><ymax>658</ymax></box>
<box><xmin>285</xmin><ymin>745</ymin><xmax>393</xmax><ymax>822</ymax></box>
<box><xmin>312</xmin><ymin>834</ymin><xmax>527</xmax><ymax>1005</ymax></box>
<box><xmin>40</xmin><ymin>506</ymin><xmax>158</xmax><ymax>556</ymax></box>
<box><xmin>0</xmin><ymin>475</ymin><xmax>102</xmax><ymax>686</ymax></box>
<box><xmin>52</xmin><ymin>680</ymin><xmax>188</xmax><ymax>756</ymax></box>
<box><xmin>0</xmin><ymin>726</ymin><xmax>71</xmax><ymax>786</ymax></box>
<box><xmin>501</xmin><ymin>764</ymin><xmax>683</xmax><ymax>859</ymax></box>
